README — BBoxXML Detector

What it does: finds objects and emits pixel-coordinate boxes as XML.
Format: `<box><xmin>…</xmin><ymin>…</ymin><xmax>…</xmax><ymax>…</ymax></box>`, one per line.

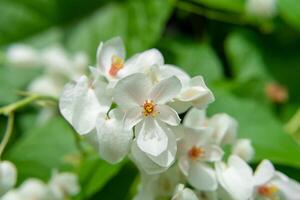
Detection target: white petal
<box><xmin>147</xmin><ymin>128</ymin><xmax>177</xmax><ymax>167</ymax></box>
<box><xmin>201</xmin><ymin>145</ymin><xmax>224</xmax><ymax>162</ymax></box>
<box><xmin>124</xmin><ymin>107</ymin><xmax>143</xmax><ymax>129</ymax></box>
<box><xmin>178</xmin><ymin>76</ymin><xmax>214</xmax><ymax>109</ymax></box>
<box><xmin>96</xmin><ymin>109</ymin><xmax>133</xmax><ymax>164</ymax></box>
<box><xmin>157</xmin><ymin>105</ymin><xmax>181</xmax><ymax>126</ymax></box>
<box><xmin>168</xmin><ymin>100</ymin><xmax>191</xmax><ymax>114</ymax></box>
<box><xmin>209</xmin><ymin>113</ymin><xmax>238</xmax><ymax>145</ymax></box>
<box><xmin>160</xmin><ymin>64</ymin><xmax>191</xmax><ymax>87</ymax></box>
<box><xmin>178</xmin><ymin>156</ymin><xmax>190</xmax><ymax>177</ymax></box>
<box><xmin>120</xmin><ymin>49</ymin><xmax>164</xmax><ymax>77</ymax></box>
<box><xmin>1</xmin><ymin>190</ymin><xmax>22</xmax><ymax>200</ymax></box>
<box><xmin>97</xmin><ymin>37</ymin><xmax>125</xmax><ymax>75</ymax></box>
<box><xmin>215</xmin><ymin>155</ymin><xmax>254</xmax><ymax>200</ymax></box>
<box><xmin>172</xmin><ymin>184</ymin><xmax>198</xmax><ymax>200</ymax></box>
<box><xmin>18</xmin><ymin>178</ymin><xmax>48</xmax><ymax>200</ymax></box>
<box><xmin>149</xmin><ymin>76</ymin><xmax>182</xmax><ymax>104</ymax></box>
<box><xmin>232</xmin><ymin>139</ymin><xmax>255</xmax><ymax>162</ymax></box>
<box><xmin>136</xmin><ymin>118</ymin><xmax>168</xmax><ymax>156</ymax></box>
<box><xmin>253</xmin><ymin>159</ymin><xmax>275</xmax><ymax>186</ymax></box>
<box><xmin>59</xmin><ymin>76</ymin><xmax>109</xmax><ymax>135</ymax></box>
<box><xmin>130</xmin><ymin>140</ymin><xmax>168</xmax><ymax>174</ymax></box>
<box><xmin>272</xmin><ymin>172</ymin><xmax>300</xmax><ymax>199</ymax></box>
<box><xmin>184</xmin><ymin>108</ymin><xmax>207</xmax><ymax>129</ymax></box>
<box><xmin>113</xmin><ymin>73</ymin><xmax>151</xmax><ymax>109</ymax></box>
<box><xmin>188</xmin><ymin>162</ymin><xmax>217</xmax><ymax>191</ymax></box>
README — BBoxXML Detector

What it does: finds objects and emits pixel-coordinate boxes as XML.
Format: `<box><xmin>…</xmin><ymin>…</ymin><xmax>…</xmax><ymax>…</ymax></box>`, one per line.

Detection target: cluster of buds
<box><xmin>57</xmin><ymin>37</ymin><xmax>300</xmax><ymax>200</ymax></box>
<box><xmin>0</xmin><ymin>161</ymin><xmax>79</xmax><ymax>200</ymax></box>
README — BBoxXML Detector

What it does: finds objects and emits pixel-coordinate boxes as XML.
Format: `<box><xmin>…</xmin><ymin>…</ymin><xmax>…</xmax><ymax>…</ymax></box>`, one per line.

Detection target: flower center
<box><xmin>109</xmin><ymin>55</ymin><xmax>124</xmax><ymax>76</ymax></box>
<box><xmin>143</xmin><ymin>100</ymin><xmax>157</xmax><ymax>116</ymax></box>
<box><xmin>257</xmin><ymin>184</ymin><xmax>278</xmax><ymax>197</ymax></box>
<box><xmin>188</xmin><ymin>146</ymin><xmax>205</xmax><ymax>160</ymax></box>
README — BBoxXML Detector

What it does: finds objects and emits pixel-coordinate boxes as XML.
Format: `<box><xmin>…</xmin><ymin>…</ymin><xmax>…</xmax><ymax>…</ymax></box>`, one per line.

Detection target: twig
<box><xmin>0</xmin><ymin>112</ymin><xmax>14</xmax><ymax>158</ymax></box>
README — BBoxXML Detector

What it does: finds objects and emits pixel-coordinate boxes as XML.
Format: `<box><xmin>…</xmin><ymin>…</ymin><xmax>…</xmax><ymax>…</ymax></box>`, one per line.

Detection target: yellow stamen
<box><xmin>142</xmin><ymin>100</ymin><xmax>158</xmax><ymax>117</ymax></box>
<box><xmin>257</xmin><ymin>184</ymin><xmax>278</xmax><ymax>197</ymax></box>
<box><xmin>109</xmin><ymin>55</ymin><xmax>124</xmax><ymax>76</ymax></box>
<box><xmin>188</xmin><ymin>146</ymin><xmax>205</xmax><ymax>160</ymax></box>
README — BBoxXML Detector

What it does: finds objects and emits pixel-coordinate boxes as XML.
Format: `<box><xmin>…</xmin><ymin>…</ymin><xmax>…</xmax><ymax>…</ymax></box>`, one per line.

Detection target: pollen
<box><xmin>109</xmin><ymin>55</ymin><xmax>124</xmax><ymax>76</ymax></box>
<box><xmin>257</xmin><ymin>184</ymin><xmax>278</xmax><ymax>197</ymax></box>
<box><xmin>188</xmin><ymin>146</ymin><xmax>205</xmax><ymax>160</ymax></box>
<box><xmin>143</xmin><ymin>100</ymin><xmax>157</xmax><ymax>116</ymax></box>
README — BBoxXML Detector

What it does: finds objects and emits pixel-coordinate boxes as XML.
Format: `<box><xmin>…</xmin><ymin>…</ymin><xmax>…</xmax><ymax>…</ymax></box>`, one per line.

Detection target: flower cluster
<box><xmin>58</xmin><ymin>37</ymin><xmax>300</xmax><ymax>200</ymax></box>
<box><xmin>0</xmin><ymin>161</ymin><xmax>80</xmax><ymax>200</ymax></box>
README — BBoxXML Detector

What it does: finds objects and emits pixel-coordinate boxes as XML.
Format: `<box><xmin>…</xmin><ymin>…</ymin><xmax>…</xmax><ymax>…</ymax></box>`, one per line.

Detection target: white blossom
<box><xmin>232</xmin><ymin>139</ymin><xmax>255</xmax><ymax>162</ymax></box>
<box><xmin>6</xmin><ymin>44</ymin><xmax>39</xmax><ymax>67</ymax></box>
<box><xmin>48</xmin><ymin>172</ymin><xmax>80</xmax><ymax>200</ymax></box>
<box><xmin>113</xmin><ymin>73</ymin><xmax>181</xmax><ymax>156</ymax></box>
<box><xmin>17</xmin><ymin>178</ymin><xmax>48</xmax><ymax>200</ymax></box>
<box><xmin>178</xmin><ymin>127</ymin><xmax>223</xmax><ymax>191</ymax></box>
<box><xmin>171</xmin><ymin>184</ymin><xmax>198</xmax><ymax>200</ymax></box>
<box><xmin>246</xmin><ymin>0</ymin><xmax>277</xmax><ymax>19</ymax></box>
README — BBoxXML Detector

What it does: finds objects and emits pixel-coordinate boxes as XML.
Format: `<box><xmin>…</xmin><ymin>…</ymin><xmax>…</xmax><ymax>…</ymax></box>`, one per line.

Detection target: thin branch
<box><xmin>0</xmin><ymin>112</ymin><xmax>15</xmax><ymax>158</ymax></box>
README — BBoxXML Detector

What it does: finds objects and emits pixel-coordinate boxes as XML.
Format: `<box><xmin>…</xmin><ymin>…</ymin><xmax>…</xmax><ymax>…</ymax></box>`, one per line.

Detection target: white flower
<box><xmin>6</xmin><ymin>44</ymin><xmax>39</xmax><ymax>67</ymax></box>
<box><xmin>1</xmin><ymin>190</ymin><xmax>22</xmax><ymax>200</ymax></box>
<box><xmin>246</xmin><ymin>0</ymin><xmax>277</xmax><ymax>19</ymax></box>
<box><xmin>96</xmin><ymin>109</ymin><xmax>133</xmax><ymax>164</ymax></box>
<box><xmin>28</xmin><ymin>75</ymin><xmax>63</xmax><ymax>97</ymax></box>
<box><xmin>133</xmin><ymin>166</ymin><xmax>183</xmax><ymax>200</ymax></box>
<box><xmin>0</xmin><ymin>161</ymin><xmax>17</xmax><ymax>196</ymax></box>
<box><xmin>48</xmin><ymin>172</ymin><xmax>80</xmax><ymax>199</ymax></box>
<box><xmin>215</xmin><ymin>155</ymin><xmax>254</xmax><ymax>200</ymax></box>
<box><xmin>17</xmin><ymin>178</ymin><xmax>48</xmax><ymax>200</ymax></box>
<box><xmin>113</xmin><ymin>73</ymin><xmax>181</xmax><ymax>156</ymax></box>
<box><xmin>171</xmin><ymin>184</ymin><xmax>198</xmax><ymax>200</ymax></box>
<box><xmin>184</xmin><ymin>109</ymin><xmax>237</xmax><ymax>145</ymax></box>
<box><xmin>59</xmin><ymin>75</ymin><xmax>111</xmax><ymax>135</ymax></box>
<box><xmin>146</xmin><ymin>64</ymin><xmax>214</xmax><ymax>113</ymax></box>
<box><xmin>178</xmin><ymin>127</ymin><xmax>223</xmax><ymax>191</ymax></box>
<box><xmin>96</xmin><ymin>37</ymin><xmax>163</xmax><ymax>83</ymax></box>
<box><xmin>253</xmin><ymin>160</ymin><xmax>300</xmax><ymax>199</ymax></box>
<box><xmin>232</xmin><ymin>139</ymin><xmax>255</xmax><ymax>162</ymax></box>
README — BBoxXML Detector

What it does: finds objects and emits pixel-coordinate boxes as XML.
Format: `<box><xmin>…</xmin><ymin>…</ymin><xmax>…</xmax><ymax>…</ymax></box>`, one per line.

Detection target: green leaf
<box><xmin>0</xmin><ymin>66</ymin><xmax>40</xmax><ymax>105</ymax></box>
<box><xmin>89</xmin><ymin>162</ymin><xmax>138</xmax><ymax>200</ymax></box>
<box><xmin>160</xmin><ymin>38</ymin><xmax>223</xmax><ymax>83</ymax></box>
<box><xmin>208</xmin><ymin>90</ymin><xmax>300</xmax><ymax>168</ymax></box>
<box><xmin>278</xmin><ymin>0</ymin><xmax>300</xmax><ymax>30</ymax></box>
<box><xmin>78</xmin><ymin>155</ymin><xmax>125</xmax><ymax>199</ymax></box>
<box><xmin>193</xmin><ymin>0</ymin><xmax>245</xmax><ymax>13</ymax></box>
<box><xmin>225</xmin><ymin>31</ymin><xmax>270</xmax><ymax>82</ymax></box>
<box><xmin>66</xmin><ymin>0</ymin><xmax>174</xmax><ymax>57</ymax></box>
<box><xmin>5</xmin><ymin>118</ymin><xmax>78</xmax><ymax>183</ymax></box>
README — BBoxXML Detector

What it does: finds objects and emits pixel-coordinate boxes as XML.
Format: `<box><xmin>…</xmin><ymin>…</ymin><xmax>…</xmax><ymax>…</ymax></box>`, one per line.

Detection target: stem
<box><xmin>285</xmin><ymin>108</ymin><xmax>300</xmax><ymax>135</ymax></box>
<box><xmin>0</xmin><ymin>94</ymin><xmax>57</xmax><ymax>116</ymax></box>
<box><xmin>176</xmin><ymin>1</ymin><xmax>246</xmax><ymax>25</ymax></box>
<box><xmin>0</xmin><ymin>113</ymin><xmax>14</xmax><ymax>158</ymax></box>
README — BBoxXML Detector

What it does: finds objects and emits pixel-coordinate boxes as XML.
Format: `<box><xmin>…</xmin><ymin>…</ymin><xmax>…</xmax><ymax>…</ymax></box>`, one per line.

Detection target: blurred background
<box><xmin>0</xmin><ymin>0</ymin><xmax>300</xmax><ymax>199</ymax></box>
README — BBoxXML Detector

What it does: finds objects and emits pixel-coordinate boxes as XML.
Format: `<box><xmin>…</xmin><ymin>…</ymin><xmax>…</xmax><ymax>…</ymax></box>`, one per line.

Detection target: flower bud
<box><xmin>17</xmin><ymin>178</ymin><xmax>48</xmax><ymax>200</ymax></box>
<box><xmin>0</xmin><ymin>161</ymin><xmax>17</xmax><ymax>196</ymax></box>
<box><xmin>265</xmin><ymin>82</ymin><xmax>288</xmax><ymax>104</ymax></box>
<box><xmin>246</xmin><ymin>0</ymin><xmax>277</xmax><ymax>19</ymax></box>
<box><xmin>6</xmin><ymin>44</ymin><xmax>39</xmax><ymax>67</ymax></box>
<box><xmin>1</xmin><ymin>190</ymin><xmax>21</xmax><ymax>200</ymax></box>
<box><xmin>48</xmin><ymin>172</ymin><xmax>80</xmax><ymax>199</ymax></box>
<box><xmin>232</xmin><ymin>139</ymin><xmax>255</xmax><ymax>162</ymax></box>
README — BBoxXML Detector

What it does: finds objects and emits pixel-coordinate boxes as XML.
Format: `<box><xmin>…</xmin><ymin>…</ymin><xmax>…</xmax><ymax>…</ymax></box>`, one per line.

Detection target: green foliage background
<box><xmin>0</xmin><ymin>0</ymin><xmax>300</xmax><ymax>199</ymax></box>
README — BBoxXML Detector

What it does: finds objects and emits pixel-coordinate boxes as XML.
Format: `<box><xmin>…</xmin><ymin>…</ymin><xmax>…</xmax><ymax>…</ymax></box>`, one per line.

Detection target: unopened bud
<box><xmin>265</xmin><ymin>82</ymin><xmax>288</xmax><ymax>104</ymax></box>
<box><xmin>0</xmin><ymin>161</ymin><xmax>17</xmax><ymax>196</ymax></box>
<box><xmin>232</xmin><ymin>139</ymin><xmax>255</xmax><ymax>162</ymax></box>
<box><xmin>6</xmin><ymin>44</ymin><xmax>39</xmax><ymax>67</ymax></box>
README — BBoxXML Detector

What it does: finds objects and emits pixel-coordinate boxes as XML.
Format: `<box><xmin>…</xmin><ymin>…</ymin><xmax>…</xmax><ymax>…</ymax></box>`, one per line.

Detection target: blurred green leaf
<box><xmin>225</xmin><ymin>31</ymin><xmax>270</xmax><ymax>82</ymax></box>
<box><xmin>5</xmin><ymin>118</ymin><xmax>78</xmax><ymax>183</ymax></box>
<box><xmin>208</xmin><ymin>90</ymin><xmax>300</xmax><ymax>168</ymax></box>
<box><xmin>89</xmin><ymin>162</ymin><xmax>137</xmax><ymax>200</ymax></box>
<box><xmin>78</xmin><ymin>155</ymin><xmax>125</xmax><ymax>199</ymax></box>
<box><xmin>0</xmin><ymin>66</ymin><xmax>40</xmax><ymax>105</ymax></box>
<box><xmin>193</xmin><ymin>0</ymin><xmax>245</xmax><ymax>13</ymax></box>
<box><xmin>160</xmin><ymin>38</ymin><xmax>223</xmax><ymax>83</ymax></box>
<box><xmin>278</xmin><ymin>0</ymin><xmax>300</xmax><ymax>30</ymax></box>
<box><xmin>66</xmin><ymin>0</ymin><xmax>174</xmax><ymax>57</ymax></box>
